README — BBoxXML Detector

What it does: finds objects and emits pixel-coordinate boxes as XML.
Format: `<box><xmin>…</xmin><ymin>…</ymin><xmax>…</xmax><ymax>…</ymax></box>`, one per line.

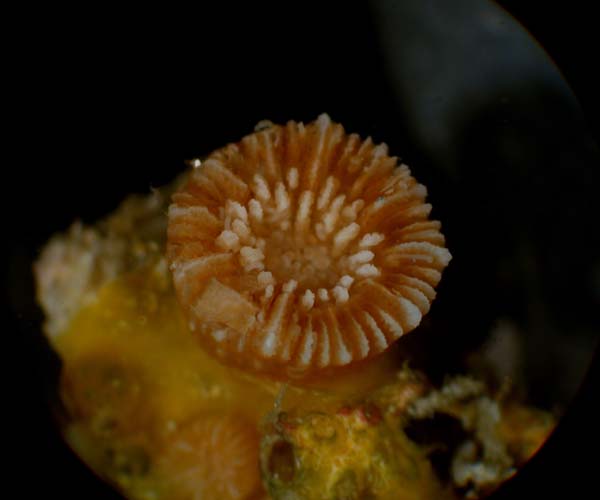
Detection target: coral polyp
<box><xmin>167</xmin><ymin>114</ymin><xmax>452</xmax><ymax>379</ymax></box>
<box><xmin>157</xmin><ymin>413</ymin><xmax>262</xmax><ymax>500</ymax></box>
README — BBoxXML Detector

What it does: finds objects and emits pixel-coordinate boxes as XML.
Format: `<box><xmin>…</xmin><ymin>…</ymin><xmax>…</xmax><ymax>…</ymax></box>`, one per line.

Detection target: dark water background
<box><xmin>4</xmin><ymin>1</ymin><xmax>599</xmax><ymax>498</ymax></box>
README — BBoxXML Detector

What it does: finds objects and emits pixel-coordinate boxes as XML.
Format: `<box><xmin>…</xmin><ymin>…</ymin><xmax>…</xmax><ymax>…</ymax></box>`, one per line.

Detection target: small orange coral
<box><xmin>157</xmin><ymin>414</ymin><xmax>262</xmax><ymax>500</ymax></box>
<box><xmin>167</xmin><ymin>114</ymin><xmax>451</xmax><ymax>379</ymax></box>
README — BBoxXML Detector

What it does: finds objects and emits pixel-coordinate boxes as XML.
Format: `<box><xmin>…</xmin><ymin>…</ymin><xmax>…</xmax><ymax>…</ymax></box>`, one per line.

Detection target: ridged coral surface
<box><xmin>167</xmin><ymin>114</ymin><xmax>451</xmax><ymax>379</ymax></box>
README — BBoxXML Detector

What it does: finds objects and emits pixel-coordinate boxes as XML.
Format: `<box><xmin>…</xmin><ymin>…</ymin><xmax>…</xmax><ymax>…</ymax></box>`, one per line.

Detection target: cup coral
<box><xmin>167</xmin><ymin>114</ymin><xmax>451</xmax><ymax>379</ymax></box>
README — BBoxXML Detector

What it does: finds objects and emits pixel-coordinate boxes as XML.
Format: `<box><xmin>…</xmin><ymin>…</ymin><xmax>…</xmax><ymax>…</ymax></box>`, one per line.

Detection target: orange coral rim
<box><xmin>167</xmin><ymin>114</ymin><xmax>451</xmax><ymax>379</ymax></box>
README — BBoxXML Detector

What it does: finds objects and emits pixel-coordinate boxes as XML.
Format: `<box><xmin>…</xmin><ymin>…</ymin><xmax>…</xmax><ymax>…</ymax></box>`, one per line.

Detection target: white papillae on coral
<box><xmin>332</xmin><ymin>285</ymin><xmax>349</xmax><ymax>304</ymax></box>
<box><xmin>239</xmin><ymin>246</ymin><xmax>264</xmax><ymax>272</ymax></box>
<box><xmin>167</xmin><ymin>114</ymin><xmax>451</xmax><ymax>378</ymax></box>
<box><xmin>216</xmin><ymin>230</ymin><xmax>240</xmax><ymax>252</ymax></box>
<box><xmin>359</xmin><ymin>232</ymin><xmax>385</xmax><ymax>248</ymax></box>
<box><xmin>301</xmin><ymin>289</ymin><xmax>315</xmax><ymax>311</ymax></box>
<box><xmin>317</xmin><ymin>288</ymin><xmax>330</xmax><ymax>302</ymax></box>
<box><xmin>257</xmin><ymin>271</ymin><xmax>275</xmax><ymax>287</ymax></box>
<box><xmin>338</xmin><ymin>275</ymin><xmax>354</xmax><ymax>288</ymax></box>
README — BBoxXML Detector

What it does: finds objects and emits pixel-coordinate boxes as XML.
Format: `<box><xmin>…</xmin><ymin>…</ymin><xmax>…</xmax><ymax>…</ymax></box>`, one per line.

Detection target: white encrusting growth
<box><xmin>167</xmin><ymin>114</ymin><xmax>451</xmax><ymax>377</ymax></box>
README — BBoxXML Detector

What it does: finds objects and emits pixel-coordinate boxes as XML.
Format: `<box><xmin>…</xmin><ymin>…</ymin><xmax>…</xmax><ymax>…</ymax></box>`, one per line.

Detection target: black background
<box><xmin>4</xmin><ymin>1</ymin><xmax>599</xmax><ymax>499</ymax></box>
